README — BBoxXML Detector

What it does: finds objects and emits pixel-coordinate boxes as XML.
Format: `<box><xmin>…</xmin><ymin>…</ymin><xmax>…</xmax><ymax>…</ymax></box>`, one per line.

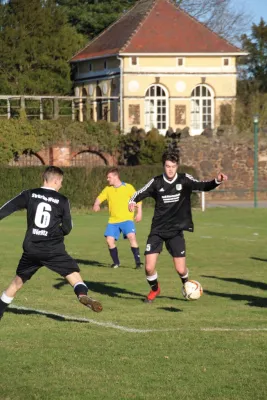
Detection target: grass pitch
<box><xmin>0</xmin><ymin>208</ymin><xmax>267</xmax><ymax>400</ymax></box>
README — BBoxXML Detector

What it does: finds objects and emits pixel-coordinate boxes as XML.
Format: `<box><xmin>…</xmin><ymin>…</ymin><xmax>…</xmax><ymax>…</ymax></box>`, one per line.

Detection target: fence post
<box><xmin>53</xmin><ymin>97</ymin><xmax>59</xmax><ymax>120</ymax></box>
<box><xmin>40</xmin><ymin>98</ymin><xmax>43</xmax><ymax>120</ymax></box>
<box><xmin>201</xmin><ymin>192</ymin><xmax>205</xmax><ymax>212</ymax></box>
<box><xmin>7</xmin><ymin>98</ymin><xmax>10</xmax><ymax>119</ymax></box>
<box><xmin>253</xmin><ymin>114</ymin><xmax>259</xmax><ymax>208</ymax></box>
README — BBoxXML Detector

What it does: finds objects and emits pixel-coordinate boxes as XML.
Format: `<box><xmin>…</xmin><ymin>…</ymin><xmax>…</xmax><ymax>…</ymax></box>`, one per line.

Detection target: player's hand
<box><xmin>217</xmin><ymin>173</ymin><xmax>228</xmax><ymax>182</ymax></box>
<box><xmin>128</xmin><ymin>202</ymin><xmax>136</xmax><ymax>212</ymax></box>
<box><xmin>93</xmin><ymin>204</ymin><xmax>100</xmax><ymax>212</ymax></box>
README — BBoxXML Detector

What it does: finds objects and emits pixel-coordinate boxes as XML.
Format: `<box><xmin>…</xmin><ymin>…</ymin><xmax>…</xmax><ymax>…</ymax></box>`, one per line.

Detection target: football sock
<box><xmin>0</xmin><ymin>292</ymin><xmax>14</xmax><ymax>316</ymax></box>
<box><xmin>109</xmin><ymin>247</ymin><xmax>120</xmax><ymax>265</ymax></box>
<box><xmin>131</xmin><ymin>247</ymin><xmax>141</xmax><ymax>264</ymax></box>
<box><xmin>147</xmin><ymin>273</ymin><xmax>159</xmax><ymax>291</ymax></box>
<box><xmin>73</xmin><ymin>282</ymin><xmax>88</xmax><ymax>298</ymax></box>
<box><xmin>179</xmin><ymin>269</ymin><xmax>189</xmax><ymax>284</ymax></box>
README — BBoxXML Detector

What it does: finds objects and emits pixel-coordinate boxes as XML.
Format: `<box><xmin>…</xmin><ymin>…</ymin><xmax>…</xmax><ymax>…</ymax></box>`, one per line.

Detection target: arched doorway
<box><xmin>190</xmin><ymin>84</ymin><xmax>214</xmax><ymax>135</ymax></box>
<box><xmin>145</xmin><ymin>84</ymin><xmax>168</xmax><ymax>134</ymax></box>
<box><xmin>9</xmin><ymin>151</ymin><xmax>44</xmax><ymax>166</ymax></box>
<box><xmin>70</xmin><ymin>151</ymin><xmax>107</xmax><ymax>167</ymax></box>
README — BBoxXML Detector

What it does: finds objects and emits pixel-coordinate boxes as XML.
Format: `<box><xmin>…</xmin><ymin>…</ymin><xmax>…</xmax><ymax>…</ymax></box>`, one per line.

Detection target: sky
<box><xmin>235</xmin><ymin>0</ymin><xmax>267</xmax><ymax>24</ymax></box>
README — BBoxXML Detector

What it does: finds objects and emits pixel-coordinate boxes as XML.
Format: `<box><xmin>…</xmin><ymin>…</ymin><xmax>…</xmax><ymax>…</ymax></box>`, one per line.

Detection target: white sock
<box><xmin>146</xmin><ymin>273</ymin><xmax>158</xmax><ymax>281</ymax></box>
<box><xmin>1</xmin><ymin>292</ymin><xmax>14</xmax><ymax>304</ymax></box>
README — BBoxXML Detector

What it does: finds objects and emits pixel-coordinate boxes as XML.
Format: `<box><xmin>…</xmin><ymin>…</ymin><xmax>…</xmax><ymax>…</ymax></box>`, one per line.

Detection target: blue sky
<box><xmin>235</xmin><ymin>0</ymin><xmax>267</xmax><ymax>24</ymax></box>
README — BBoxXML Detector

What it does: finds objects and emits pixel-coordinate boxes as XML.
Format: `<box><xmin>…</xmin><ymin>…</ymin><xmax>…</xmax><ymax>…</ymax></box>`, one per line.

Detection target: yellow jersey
<box><xmin>97</xmin><ymin>183</ymin><xmax>137</xmax><ymax>223</ymax></box>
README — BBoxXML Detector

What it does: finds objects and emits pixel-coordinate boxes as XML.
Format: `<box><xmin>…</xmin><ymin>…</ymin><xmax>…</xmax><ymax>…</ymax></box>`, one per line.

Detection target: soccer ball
<box><xmin>182</xmin><ymin>280</ymin><xmax>203</xmax><ymax>300</ymax></box>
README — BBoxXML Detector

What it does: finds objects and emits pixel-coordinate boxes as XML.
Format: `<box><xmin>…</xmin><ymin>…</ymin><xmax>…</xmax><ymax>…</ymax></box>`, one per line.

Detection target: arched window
<box><xmin>190</xmin><ymin>85</ymin><xmax>214</xmax><ymax>135</ymax></box>
<box><xmin>145</xmin><ymin>84</ymin><xmax>168</xmax><ymax>134</ymax></box>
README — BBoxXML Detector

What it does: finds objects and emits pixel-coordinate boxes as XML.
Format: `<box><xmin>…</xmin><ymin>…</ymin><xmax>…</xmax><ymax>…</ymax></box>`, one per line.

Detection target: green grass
<box><xmin>0</xmin><ymin>208</ymin><xmax>267</xmax><ymax>400</ymax></box>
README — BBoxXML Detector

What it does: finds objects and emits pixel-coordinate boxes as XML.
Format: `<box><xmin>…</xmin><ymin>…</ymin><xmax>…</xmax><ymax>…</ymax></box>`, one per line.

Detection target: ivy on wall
<box><xmin>0</xmin><ymin>116</ymin><xmax>119</xmax><ymax>164</ymax></box>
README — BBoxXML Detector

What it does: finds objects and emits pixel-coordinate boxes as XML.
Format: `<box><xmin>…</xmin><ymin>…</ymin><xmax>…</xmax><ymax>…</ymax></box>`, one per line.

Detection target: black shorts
<box><xmin>16</xmin><ymin>244</ymin><xmax>80</xmax><ymax>282</ymax></box>
<box><xmin>144</xmin><ymin>232</ymin><xmax>186</xmax><ymax>257</ymax></box>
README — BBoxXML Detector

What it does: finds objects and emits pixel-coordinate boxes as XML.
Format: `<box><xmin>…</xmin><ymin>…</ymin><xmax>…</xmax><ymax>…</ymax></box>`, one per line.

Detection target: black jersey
<box><xmin>130</xmin><ymin>173</ymin><xmax>220</xmax><ymax>235</ymax></box>
<box><xmin>0</xmin><ymin>187</ymin><xmax>72</xmax><ymax>249</ymax></box>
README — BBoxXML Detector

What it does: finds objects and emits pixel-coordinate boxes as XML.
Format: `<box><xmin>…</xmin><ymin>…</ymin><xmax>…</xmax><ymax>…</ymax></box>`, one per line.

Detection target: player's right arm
<box><xmin>61</xmin><ymin>198</ymin><xmax>73</xmax><ymax>236</ymax></box>
<box><xmin>93</xmin><ymin>187</ymin><xmax>108</xmax><ymax>212</ymax></box>
<box><xmin>0</xmin><ymin>191</ymin><xmax>28</xmax><ymax>220</ymax></box>
<box><xmin>128</xmin><ymin>178</ymin><xmax>156</xmax><ymax>211</ymax></box>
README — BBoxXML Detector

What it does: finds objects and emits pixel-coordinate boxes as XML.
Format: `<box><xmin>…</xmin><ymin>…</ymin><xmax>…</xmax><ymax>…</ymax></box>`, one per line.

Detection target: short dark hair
<box><xmin>43</xmin><ymin>166</ymin><xmax>64</xmax><ymax>182</ymax></box>
<box><xmin>162</xmin><ymin>151</ymin><xmax>180</xmax><ymax>165</ymax></box>
<box><xmin>106</xmin><ymin>167</ymin><xmax>119</xmax><ymax>177</ymax></box>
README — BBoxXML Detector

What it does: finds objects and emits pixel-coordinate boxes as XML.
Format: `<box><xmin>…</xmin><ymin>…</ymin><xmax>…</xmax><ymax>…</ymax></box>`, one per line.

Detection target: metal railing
<box><xmin>0</xmin><ymin>95</ymin><xmax>120</xmax><ymax>121</ymax></box>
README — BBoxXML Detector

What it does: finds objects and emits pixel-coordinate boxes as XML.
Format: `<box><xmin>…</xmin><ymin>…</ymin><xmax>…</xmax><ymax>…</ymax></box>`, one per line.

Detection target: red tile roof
<box><xmin>71</xmin><ymin>0</ymin><xmax>241</xmax><ymax>62</ymax></box>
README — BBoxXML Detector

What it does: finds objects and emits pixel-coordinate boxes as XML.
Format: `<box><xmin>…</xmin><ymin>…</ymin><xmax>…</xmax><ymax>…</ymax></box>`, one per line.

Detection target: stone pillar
<box><xmin>51</xmin><ymin>144</ymin><xmax>71</xmax><ymax>166</ymax></box>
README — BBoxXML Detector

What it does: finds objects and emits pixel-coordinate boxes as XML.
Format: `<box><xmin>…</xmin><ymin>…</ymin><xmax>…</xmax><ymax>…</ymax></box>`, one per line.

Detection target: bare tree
<box><xmin>176</xmin><ymin>0</ymin><xmax>252</xmax><ymax>45</ymax></box>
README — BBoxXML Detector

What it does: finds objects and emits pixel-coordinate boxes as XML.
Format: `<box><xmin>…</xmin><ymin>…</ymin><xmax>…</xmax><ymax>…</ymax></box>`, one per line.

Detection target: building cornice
<box><xmin>120</xmin><ymin>52</ymin><xmax>248</xmax><ymax>56</ymax></box>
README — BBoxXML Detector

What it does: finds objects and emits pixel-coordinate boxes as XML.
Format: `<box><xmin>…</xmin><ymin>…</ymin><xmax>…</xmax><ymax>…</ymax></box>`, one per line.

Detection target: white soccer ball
<box><xmin>182</xmin><ymin>280</ymin><xmax>203</xmax><ymax>300</ymax></box>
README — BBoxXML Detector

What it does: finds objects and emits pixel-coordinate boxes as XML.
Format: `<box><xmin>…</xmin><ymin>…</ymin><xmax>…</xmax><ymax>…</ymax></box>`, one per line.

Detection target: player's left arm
<box><xmin>185</xmin><ymin>172</ymin><xmax>228</xmax><ymax>192</ymax></box>
<box><xmin>61</xmin><ymin>198</ymin><xmax>73</xmax><ymax>235</ymax></box>
<box><xmin>0</xmin><ymin>191</ymin><xmax>28</xmax><ymax>220</ymax></box>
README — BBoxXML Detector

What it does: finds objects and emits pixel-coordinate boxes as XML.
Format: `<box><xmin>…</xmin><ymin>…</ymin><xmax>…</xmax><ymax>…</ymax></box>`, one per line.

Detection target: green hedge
<box><xmin>0</xmin><ymin>165</ymin><xmax>200</xmax><ymax>209</ymax></box>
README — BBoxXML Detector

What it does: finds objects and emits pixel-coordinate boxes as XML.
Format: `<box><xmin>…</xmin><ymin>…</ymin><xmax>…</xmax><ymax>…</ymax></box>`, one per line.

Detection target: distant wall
<box><xmin>179</xmin><ymin>136</ymin><xmax>267</xmax><ymax>200</ymax></box>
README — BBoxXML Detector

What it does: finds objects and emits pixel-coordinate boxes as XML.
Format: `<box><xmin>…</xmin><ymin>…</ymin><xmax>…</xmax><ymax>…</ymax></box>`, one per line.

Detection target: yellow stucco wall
<box><xmin>74</xmin><ymin>54</ymin><xmax>238</xmax><ymax>133</ymax></box>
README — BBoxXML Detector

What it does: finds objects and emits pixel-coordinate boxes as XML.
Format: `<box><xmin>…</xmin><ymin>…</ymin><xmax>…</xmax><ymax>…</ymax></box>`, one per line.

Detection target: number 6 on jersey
<box><xmin>34</xmin><ymin>202</ymin><xmax>52</xmax><ymax>228</ymax></box>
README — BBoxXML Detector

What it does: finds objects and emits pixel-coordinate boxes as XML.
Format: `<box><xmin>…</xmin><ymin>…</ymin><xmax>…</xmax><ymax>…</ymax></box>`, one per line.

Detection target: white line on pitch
<box><xmin>202</xmin><ymin>223</ymin><xmax>266</xmax><ymax>231</ymax></box>
<box><xmin>200</xmin><ymin>236</ymin><xmax>256</xmax><ymax>242</ymax></box>
<box><xmin>8</xmin><ymin>305</ymin><xmax>267</xmax><ymax>333</ymax></box>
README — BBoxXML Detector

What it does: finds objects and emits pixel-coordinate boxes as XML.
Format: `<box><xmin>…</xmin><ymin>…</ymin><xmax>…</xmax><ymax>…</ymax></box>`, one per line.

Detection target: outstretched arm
<box><xmin>0</xmin><ymin>191</ymin><xmax>27</xmax><ymax>220</ymax></box>
<box><xmin>185</xmin><ymin>172</ymin><xmax>228</xmax><ymax>192</ymax></box>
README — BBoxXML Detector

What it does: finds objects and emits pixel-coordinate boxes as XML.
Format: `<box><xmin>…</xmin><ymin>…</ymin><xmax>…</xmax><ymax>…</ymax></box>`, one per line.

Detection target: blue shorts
<box><xmin>104</xmin><ymin>221</ymin><xmax>136</xmax><ymax>241</ymax></box>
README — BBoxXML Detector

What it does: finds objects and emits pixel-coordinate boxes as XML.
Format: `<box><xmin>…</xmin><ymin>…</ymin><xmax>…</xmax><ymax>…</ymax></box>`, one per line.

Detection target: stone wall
<box><xmin>179</xmin><ymin>136</ymin><xmax>267</xmax><ymax>200</ymax></box>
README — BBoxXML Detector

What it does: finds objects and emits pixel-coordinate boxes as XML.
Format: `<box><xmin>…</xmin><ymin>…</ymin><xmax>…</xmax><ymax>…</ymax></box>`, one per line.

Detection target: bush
<box><xmin>0</xmin><ymin>118</ymin><xmax>119</xmax><ymax>164</ymax></box>
<box><xmin>0</xmin><ymin>165</ymin><xmax>200</xmax><ymax>209</ymax></box>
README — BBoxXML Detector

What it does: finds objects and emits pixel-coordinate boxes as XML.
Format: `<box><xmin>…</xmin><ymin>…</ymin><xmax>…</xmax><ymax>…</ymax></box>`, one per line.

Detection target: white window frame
<box><xmin>190</xmin><ymin>84</ymin><xmax>214</xmax><ymax>136</ymax></box>
<box><xmin>144</xmin><ymin>84</ymin><xmax>169</xmax><ymax>135</ymax></box>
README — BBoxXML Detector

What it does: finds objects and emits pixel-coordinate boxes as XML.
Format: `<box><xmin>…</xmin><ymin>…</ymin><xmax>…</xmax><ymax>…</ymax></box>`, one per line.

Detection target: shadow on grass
<box><xmin>53</xmin><ymin>278</ymin><xmax>178</xmax><ymax>302</ymax></box>
<box><xmin>75</xmin><ymin>259</ymin><xmax>133</xmax><ymax>269</ymax></box>
<box><xmin>203</xmin><ymin>290</ymin><xmax>267</xmax><ymax>308</ymax></box>
<box><xmin>158</xmin><ymin>307</ymin><xmax>183</xmax><ymax>313</ymax></box>
<box><xmin>75</xmin><ymin>259</ymin><xmax>110</xmax><ymax>268</ymax></box>
<box><xmin>250</xmin><ymin>256</ymin><xmax>267</xmax><ymax>263</ymax></box>
<box><xmin>6</xmin><ymin>307</ymin><xmax>88</xmax><ymax>323</ymax></box>
<box><xmin>202</xmin><ymin>275</ymin><xmax>267</xmax><ymax>291</ymax></box>
<box><xmin>54</xmin><ymin>278</ymin><xmax>144</xmax><ymax>300</ymax></box>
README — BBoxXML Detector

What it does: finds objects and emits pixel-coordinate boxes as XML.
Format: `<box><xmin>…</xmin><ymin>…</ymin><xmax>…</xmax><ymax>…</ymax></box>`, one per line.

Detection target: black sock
<box><xmin>131</xmin><ymin>247</ymin><xmax>141</xmax><ymax>265</ymax></box>
<box><xmin>147</xmin><ymin>278</ymin><xmax>159</xmax><ymax>292</ymax></box>
<box><xmin>109</xmin><ymin>247</ymin><xmax>120</xmax><ymax>265</ymax></box>
<box><xmin>73</xmin><ymin>282</ymin><xmax>88</xmax><ymax>298</ymax></box>
<box><xmin>0</xmin><ymin>299</ymin><xmax>9</xmax><ymax>317</ymax></box>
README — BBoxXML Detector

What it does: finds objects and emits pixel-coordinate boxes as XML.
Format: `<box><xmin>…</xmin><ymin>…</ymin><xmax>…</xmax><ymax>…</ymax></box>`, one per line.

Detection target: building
<box><xmin>70</xmin><ymin>0</ymin><xmax>246</xmax><ymax>135</ymax></box>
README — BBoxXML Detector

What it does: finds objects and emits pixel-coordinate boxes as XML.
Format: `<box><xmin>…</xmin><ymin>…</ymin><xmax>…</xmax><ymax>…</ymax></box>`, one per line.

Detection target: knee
<box><xmin>127</xmin><ymin>234</ymin><xmax>137</xmax><ymax>246</ymax></box>
<box><xmin>106</xmin><ymin>236</ymin><xmax>115</xmax><ymax>248</ymax></box>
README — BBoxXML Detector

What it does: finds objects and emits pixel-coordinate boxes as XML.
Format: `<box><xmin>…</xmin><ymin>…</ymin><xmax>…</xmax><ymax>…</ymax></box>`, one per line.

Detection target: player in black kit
<box><xmin>0</xmin><ymin>166</ymin><xmax>102</xmax><ymax>321</ymax></box>
<box><xmin>129</xmin><ymin>151</ymin><xmax>228</xmax><ymax>303</ymax></box>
